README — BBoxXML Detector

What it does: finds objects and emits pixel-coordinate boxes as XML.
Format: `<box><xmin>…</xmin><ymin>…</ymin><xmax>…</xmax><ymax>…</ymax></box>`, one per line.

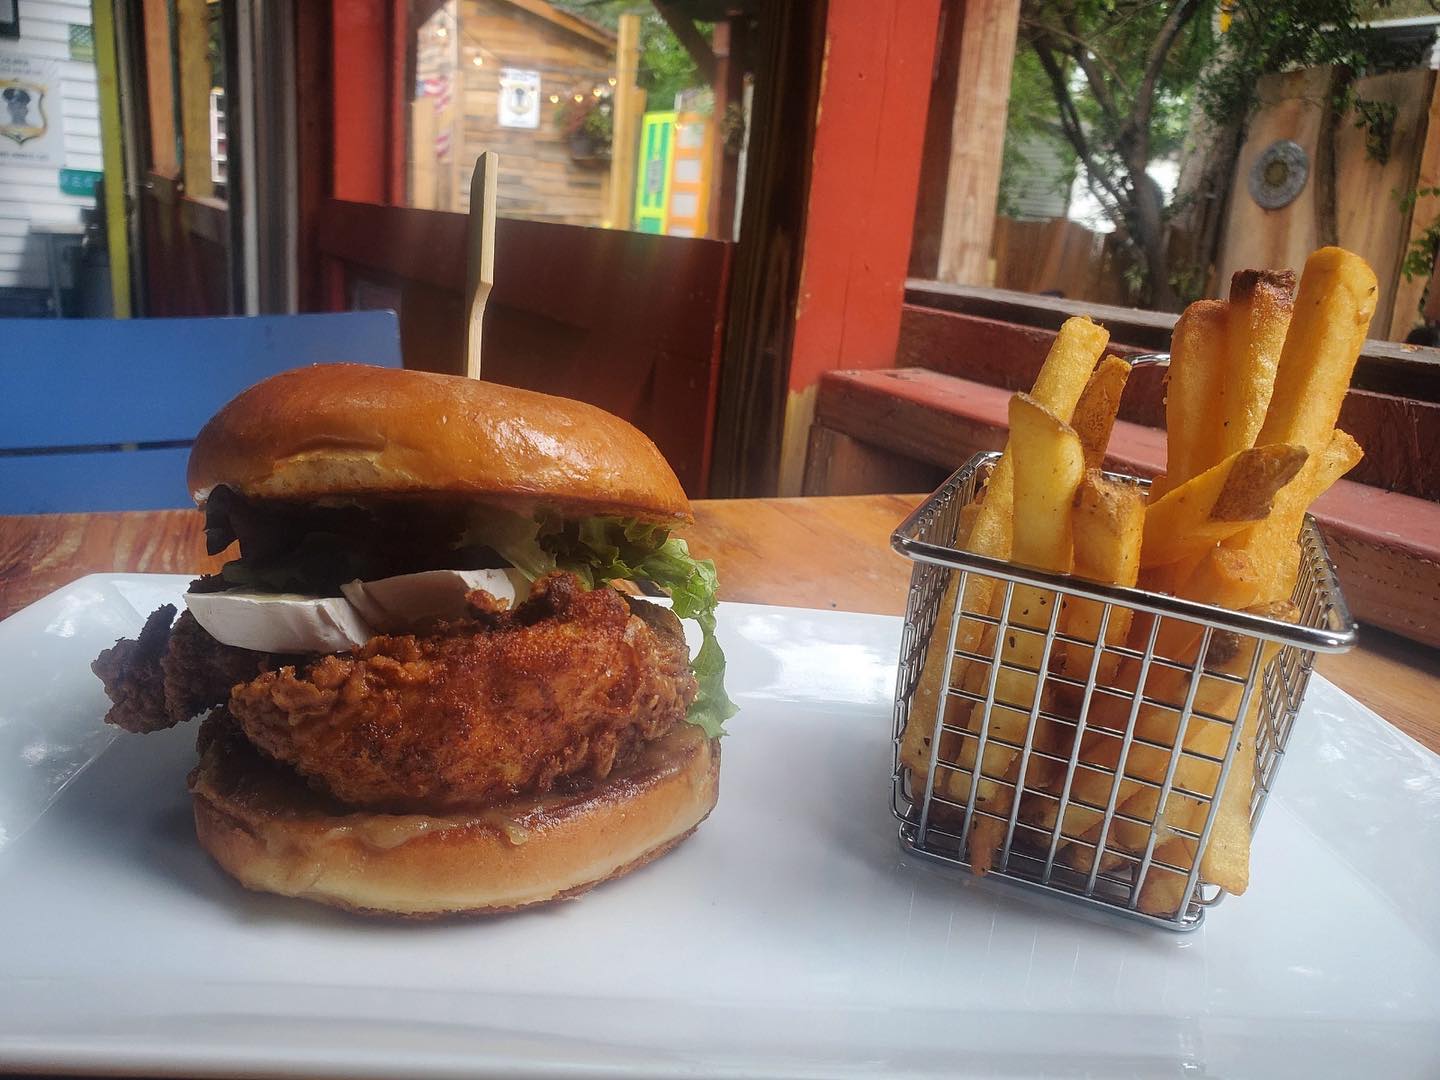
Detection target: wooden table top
<box><xmin>2</xmin><ymin>495</ymin><xmax>1436</xmax><ymax>752</ymax></box>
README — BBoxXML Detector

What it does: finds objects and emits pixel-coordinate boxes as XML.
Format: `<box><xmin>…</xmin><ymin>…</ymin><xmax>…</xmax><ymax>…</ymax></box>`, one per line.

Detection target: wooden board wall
<box><xmin>1216</xmin><ymin>66</ymin><xmax>1436</xmax><ymax>339</ymax></box>
<box><xmin>452</xmin><ymin>0</ymin><xmax>614</xmax><ymax>225</ymax></box>
<box><xmin>316</xmin><ymin>200</ymin><xmax>729</xmax><ymax>496</ymax></box>
<box><xmin>990</xmin><ymin>216</ymin><xmax>1132</xmax><ymax>306</ymax></box>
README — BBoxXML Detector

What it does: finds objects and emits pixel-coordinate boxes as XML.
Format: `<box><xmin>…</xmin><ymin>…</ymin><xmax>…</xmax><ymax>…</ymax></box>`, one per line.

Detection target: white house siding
<box><xmin>0</xmin><ymin>0</ymin><xmax>102</xmax><ymax>289</ymax></box>
<box><xmin>1006</xmin><ymin>134</ymin><xmax>1074</xmax><ymax>222</ymax></box>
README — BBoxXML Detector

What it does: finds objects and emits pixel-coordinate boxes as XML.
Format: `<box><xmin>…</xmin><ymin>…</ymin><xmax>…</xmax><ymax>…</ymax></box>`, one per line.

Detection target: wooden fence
<box><xmin>990</xmin><ymin>216</ymin><xmax>1134</xmax><ymax>306</ymax></box>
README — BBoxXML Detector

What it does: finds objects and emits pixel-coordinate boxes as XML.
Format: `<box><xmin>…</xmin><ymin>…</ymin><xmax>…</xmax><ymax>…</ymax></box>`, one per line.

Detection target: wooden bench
<box><xmin>0</xmin><ymin>312</ymin><xmax>402</xmax><ymax>514</ymax></box>
<box><xmin>805</xmin><ymin>365</ymin><xmax>1440</xmax><ymax>649</ymax></box>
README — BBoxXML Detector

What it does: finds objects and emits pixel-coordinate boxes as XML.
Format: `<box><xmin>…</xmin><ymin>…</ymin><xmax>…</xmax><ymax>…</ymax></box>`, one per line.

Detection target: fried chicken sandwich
<box><xmin>92</xmin><ymin>364</ymin><xmax>734</xmax><ymax>916</ymax></box>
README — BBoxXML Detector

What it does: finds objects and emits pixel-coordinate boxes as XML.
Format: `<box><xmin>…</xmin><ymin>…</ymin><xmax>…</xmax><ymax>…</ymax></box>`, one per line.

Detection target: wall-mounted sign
<box><xmin>0</xmin><ymin>52</ymin><xmax>64</xmax><ymax>165</ymax></box>
<box><xmin>498</xmin><ymin>68</ymin><xmax>540</xmax><ymax>129</ymax></box>
<box><xmin>59</xmin><ymin>168</ymin><xmax>101</xmax><ymax>196</ymax></box>
<box><xmin>1248</xmin><ymin>139</ymin><xmax>1309</xmax><ymax>211</ymax></box>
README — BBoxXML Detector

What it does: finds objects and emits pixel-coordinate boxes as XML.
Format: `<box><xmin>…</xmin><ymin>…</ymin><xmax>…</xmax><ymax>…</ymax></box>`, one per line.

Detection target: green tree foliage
<box><xmin>551</xmin><ymin>1</ymin><xmax>709</xmax><ymax>109</ymax></box>
<box><xmin>1013</xmin><ymin>0</ymin><xmax>1418</xmax><ymax>310</ymax></box>
<box><xmin>1196</xmin><ymin>1</ymin><xmax>1420</xmax><ymax>130</ymax></box>
<box><xmin>998</xmin><ymin>50</ymin><xmax>1078</xmax><ymax>218</ymax></box>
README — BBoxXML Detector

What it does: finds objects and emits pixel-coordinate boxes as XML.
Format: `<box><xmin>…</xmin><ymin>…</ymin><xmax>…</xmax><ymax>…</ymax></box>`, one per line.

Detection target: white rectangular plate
<box><xmin>1</xmin><ymin>574</ymin><xmax>1438</xmax><ymax>1078</ymax></box>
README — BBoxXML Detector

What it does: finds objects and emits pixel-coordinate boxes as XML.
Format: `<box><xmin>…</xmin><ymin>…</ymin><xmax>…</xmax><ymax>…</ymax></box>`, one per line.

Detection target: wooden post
<box><xmin>774</xmin><ymin>0</ymin><xmax>943</xmax><ymax>495</ymax></box>
<box><xmin>411</xmin><ymin>100</ymin><xmax>437</xmax><ymax>209</ymax></box>
<box><xmin>1390</xmin><ymin>72</ymin><xmax>1440</xmax><ymax>340</ymax></box>
<box><xmin>607</xmin><ymin>13</ymin><xmax>642</xmax><ymax>229</ymax></box>
<box><xmin>93</xmin><ymin>0</ymin><xmax>132</xmax><ymax>317</ymax></box>
<box><xmin>176</xmin><ymin>0</ymin><xmax>214</xmax><ymax>200</ymax></box>
<box><xmin>140</xmin><ymin>0</ymin><xmax>179</xmax><ymax>179</ymax></box>
<box><xmin>910</xmin><ymin>0</ymin><xmax>1021</xmax><ymax>284</ymax></box>
<box><xmin>709</xmin><ymin>16</ymin><xmax>747</xmax><ymax>240</ymax></box>
<box><xmin>449</xmin><ymin>6</ymin><xmax>465</xmax><ymax>213</ymax></box>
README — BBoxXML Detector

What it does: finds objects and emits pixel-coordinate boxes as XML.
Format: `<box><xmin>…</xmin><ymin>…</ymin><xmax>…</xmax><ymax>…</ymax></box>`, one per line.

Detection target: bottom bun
<box><xmin>188</xmin><ymin>719</ymin><xmax>720</xmax><ymax>917</ymax></box>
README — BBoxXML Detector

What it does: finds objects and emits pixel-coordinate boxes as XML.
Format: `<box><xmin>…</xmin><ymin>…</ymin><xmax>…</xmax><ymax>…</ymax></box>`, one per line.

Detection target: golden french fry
<box><xmin>1109</xmin><ymin>609</ymin><xmax>1290</xmax><ymax>874</ymax></box>
<box><xmin>1255</xmin><ymin>248</ymin><xmax>1377</xmax><ymax>457</ymax></box>
<box><xmin>1023</xmin><ymin>472</ymin><xmax>1146</xmax><ymax>796</ymax></box>
<box><xmin>1071</xmin><ymin>355</ymin><xmax>1131</xmax><ymax>472</ymax></box>
<box><xmin>1224</xmin><ymin>429</ymin><xmax>1363</xmax><ymax>603</ymax></box>
<box><xmin>1163</xmin><ymin>301</ymin><xmax>1228</xmax><ymax>489</ymax></box>
<box><xmin>1216</xmin><ymin>270</ymin><xmax>1295</xmax><ymax>460</ymax></box>
<box><xmin>1141</xmin><ymin>444</ymin><xmax>1308</xmax><ymax>567</ymax></box>
<box><xmin>1057</xmin><ymin>472</ymin><xmax>1144</xmax><ymax>684</ymax></box>
<box><xmin>1198</xmin><ymin>690</ymin><xmax>1261</xmax><ymax>894</ymax></box>
<box><xmin>903</xmin><ymin>317</ymin><xmax>1108</xmax><ymax>796</ymax></box>
<box><xmin>964</xmin><ymin>394</ymin><xmax>1086</xmax><ymax>872</ymax></box>
<box><xmin>1139</xmin><ymin>683</ymin><xmax>1263</xmax><ymax>916</ymax></box>
<box><xmin>1037</xmin><ymin>548</ymin><xmax>1264</xmax><ymax>865</ymax></box>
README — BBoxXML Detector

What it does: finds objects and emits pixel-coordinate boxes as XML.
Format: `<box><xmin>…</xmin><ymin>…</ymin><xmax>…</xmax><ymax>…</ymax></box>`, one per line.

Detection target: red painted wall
<box><xmin>788</xmin><ymin>0</ymin><xmax>942</xmax><ymax>393</ymax></box>
<box><xmin>331</xmin><ymin>0</ymin><xmax>393</xmax><ymax>204</ymax></box>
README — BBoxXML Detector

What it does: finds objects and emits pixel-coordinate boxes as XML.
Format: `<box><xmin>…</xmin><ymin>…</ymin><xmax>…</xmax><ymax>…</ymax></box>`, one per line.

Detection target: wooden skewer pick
<box><xmin>465</xmin><ymin>151</ymin><xmax>498</xmax><ymax>380</ymax></box>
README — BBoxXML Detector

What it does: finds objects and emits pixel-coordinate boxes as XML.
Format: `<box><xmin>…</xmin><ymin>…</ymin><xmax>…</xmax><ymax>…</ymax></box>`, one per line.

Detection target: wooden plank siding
<box><xmin>448</xmin><ymin>0</ymin><xmax>615</xmax><ymax>225</ymax></box>
<box><xmin>1215</xmin><ymin>67</ymin><xmax>1436</xmax><ymax>340</ymax></box>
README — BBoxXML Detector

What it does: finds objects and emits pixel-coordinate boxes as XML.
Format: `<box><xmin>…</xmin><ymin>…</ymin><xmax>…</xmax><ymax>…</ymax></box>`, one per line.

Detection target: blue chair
<box><xmin>0</xmin><ymin>312</ymin><xmax>402</xmax><ymax>514</ymax></box>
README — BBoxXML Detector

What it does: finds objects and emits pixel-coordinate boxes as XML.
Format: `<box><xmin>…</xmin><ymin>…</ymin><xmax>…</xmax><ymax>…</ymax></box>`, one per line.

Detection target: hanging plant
<box><xmin>553</xmin><ymin>89</ymin><xmax>612</xmax><ymax>163</ymax></box>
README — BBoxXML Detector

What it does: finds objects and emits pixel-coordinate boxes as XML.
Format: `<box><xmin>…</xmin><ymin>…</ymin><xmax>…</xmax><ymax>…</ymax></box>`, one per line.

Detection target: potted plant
<box><xmin>555</xmin><ymin>90</ymin><xmax>612</xmax><ymax>163</ymax></box>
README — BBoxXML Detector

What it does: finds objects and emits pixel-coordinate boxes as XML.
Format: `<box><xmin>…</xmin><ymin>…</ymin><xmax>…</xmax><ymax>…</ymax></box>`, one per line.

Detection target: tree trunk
<box><xmin>1130</xmin><ymin>165</ymin><xmax>1179</xmax><ymax>311</ymax></box>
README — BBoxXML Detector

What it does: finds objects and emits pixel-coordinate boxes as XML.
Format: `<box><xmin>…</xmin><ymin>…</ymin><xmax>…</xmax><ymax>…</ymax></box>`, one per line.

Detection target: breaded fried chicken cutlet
<box><xmin>92</xmin><ymin>365</ymin><xmax>734</xmax><ymax>917</ymax></box>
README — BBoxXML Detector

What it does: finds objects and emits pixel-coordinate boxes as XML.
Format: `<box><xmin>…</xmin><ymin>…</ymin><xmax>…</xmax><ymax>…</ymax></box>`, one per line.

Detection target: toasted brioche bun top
<box><xmin>188</xmin><ymin>364</ymin><xmax>691</xmax><ymax>523</ymax></box>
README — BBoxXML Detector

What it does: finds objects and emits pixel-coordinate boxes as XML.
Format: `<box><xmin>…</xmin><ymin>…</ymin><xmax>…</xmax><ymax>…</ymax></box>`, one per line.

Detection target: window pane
<box><xmin>401</xmin><ymin>1</ymin><xmax>738</xmax><ymax>236</ymax></box>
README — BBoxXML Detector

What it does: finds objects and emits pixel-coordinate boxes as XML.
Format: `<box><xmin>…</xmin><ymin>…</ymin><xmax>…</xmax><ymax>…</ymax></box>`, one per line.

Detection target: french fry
<box><xmin>1224</xmin><ymin>429</ymin><xmax>1364</xmax><ymax>603</ymax></box>
<box><xmin>902</xmin><ymin>317</ymin><xmax>1108</xmax><ymax>795</ymax></box>
<box><xmin>964</xmin><ymin>394</ymin><xmax>1086</xmax><ymax>871</ymax></box>
<box><xmin>1020</xmin><ymin>473</ymin><xmax>1146</xmax><ymax>796</ymax></box>
<box><xmin>1039</xmin><ymin>548</ymin><xmax>1263</xmax><ymax>867</ymax></box>
<box><xmin>1114</xmin><ymin>607</ymin><xmax>1290</xmax><ymax>876</ymax></box>
<box><xmin>1137</xmin><ymin>619</ymin><xmax>1287</xmax><ymax>915</ymax></box>
<box><xmin>1140</xmin><ymin>444</ymin><xmax>1308</xmax><ymax>567</ymax></box>
<box><xmin>1057</xmin><ymin>473</ymin><xmax>1144</xmax><ymax>686</ymax></box>
<box><xmin>1071</xmin><ymin>356</ymin><xmax>1130</xmax><ymax>472</ymax></box>
<box><xmin>1160</xmin><ymin>301</ymin><xmax>1228</xmax><ymax>492</ymax></box>
<box><xmin>1198</xmin><ymin>689</ymin><xmax>1261</xmax><ymax>893</ymax></box>
<box><xmin>1216</xmin><ymin>270</ymin><xmax>1295</xmax><ymax>460</ymax></box>
<box><xmin>1255</xmin><ymin>248</ymin><xmax>1377</xmax><ymax>456</ymax></box>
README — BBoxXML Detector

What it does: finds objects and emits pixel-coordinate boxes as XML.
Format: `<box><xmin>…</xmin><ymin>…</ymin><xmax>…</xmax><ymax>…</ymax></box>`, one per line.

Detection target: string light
<box><xmin>607</xmin><ymin>76</ymin><xmax>617</xmax><ymax>87</ymax></box>
<box><xmin>548</xmin><ymin>93</ymin><xmax>560</xmax><ymax>104</ymax></box>
<box><xmin>591</xmin><ymin>86</ymin><xmax>603</xmax><ymax>98</ymax></box>
<box><xmin>572</xmin><ymin>93</ymin><xmax>584</xmax><ymax>103</ymax></box>
<box><xmin>472</xmin><ymin>55</ymin><xmax>482</xmax><ymax>66</ymax></box>
<box><xmin>435</xmin><ymin>25</ymin><xmax>447</xmax><ymax>38</ymax></box>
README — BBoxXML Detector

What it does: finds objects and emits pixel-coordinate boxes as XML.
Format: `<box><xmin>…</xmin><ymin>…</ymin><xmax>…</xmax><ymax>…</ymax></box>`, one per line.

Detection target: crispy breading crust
<box><xmin>228</xmin><ymin>575</ymin><xmax>697</xmax><ymax>810</ymax></box>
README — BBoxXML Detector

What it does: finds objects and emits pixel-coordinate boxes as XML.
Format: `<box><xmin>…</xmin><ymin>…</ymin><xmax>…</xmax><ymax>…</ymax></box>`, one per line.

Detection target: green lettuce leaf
<box><xmin>456</xmin><ymin>508</ymin><xmax>557</xmax><ymax>580</ymax></box>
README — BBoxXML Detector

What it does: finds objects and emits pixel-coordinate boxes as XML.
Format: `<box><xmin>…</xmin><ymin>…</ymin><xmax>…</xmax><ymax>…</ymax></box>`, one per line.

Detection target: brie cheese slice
<box><xmin>185</xmin><ymin>591</ymin><xmax>375</xmax><ymax>654</ymax></box>
<box><xmin>340</xmin><ymin>568</ymin><xmax>521</xmax><ymax>631</ymax></box>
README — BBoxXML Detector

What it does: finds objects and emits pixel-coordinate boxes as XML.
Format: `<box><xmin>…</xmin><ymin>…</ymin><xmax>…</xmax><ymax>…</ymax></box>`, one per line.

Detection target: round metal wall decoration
<box><xmin>1248</xmin><ymin>140</ymin><xmax>1309</xmax><ymax>210</ymax></box>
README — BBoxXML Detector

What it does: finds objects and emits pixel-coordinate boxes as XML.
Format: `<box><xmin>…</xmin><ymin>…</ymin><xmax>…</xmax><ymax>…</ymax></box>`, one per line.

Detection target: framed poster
<box><xmin>498</xmin><ymin>68</ymin><xmax>540</xmax><ymax>129</ymax></box>
<box><xmin>0</xmin><ymin>53</ymin><xmax>65</xmax><ymax>165</ymax></box>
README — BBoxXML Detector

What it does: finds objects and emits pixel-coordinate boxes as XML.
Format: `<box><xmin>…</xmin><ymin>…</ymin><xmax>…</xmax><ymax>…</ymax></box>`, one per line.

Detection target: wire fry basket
<box><xmin>890</xmin><ymin>452</ymin><xmax>1357</xmax><ymax>931</ymax></box>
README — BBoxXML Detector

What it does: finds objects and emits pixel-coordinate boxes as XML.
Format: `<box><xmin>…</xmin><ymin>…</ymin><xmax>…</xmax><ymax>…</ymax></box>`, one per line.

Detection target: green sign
<box><xmin>68</xmin><ymin>24</ymin><xmax>94</xmax><ymax>62</ymax></box>
<box><xmin>59</xmin><ymin>168</ymin><xmax>101</xmax><ymax>196</ymax></box>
